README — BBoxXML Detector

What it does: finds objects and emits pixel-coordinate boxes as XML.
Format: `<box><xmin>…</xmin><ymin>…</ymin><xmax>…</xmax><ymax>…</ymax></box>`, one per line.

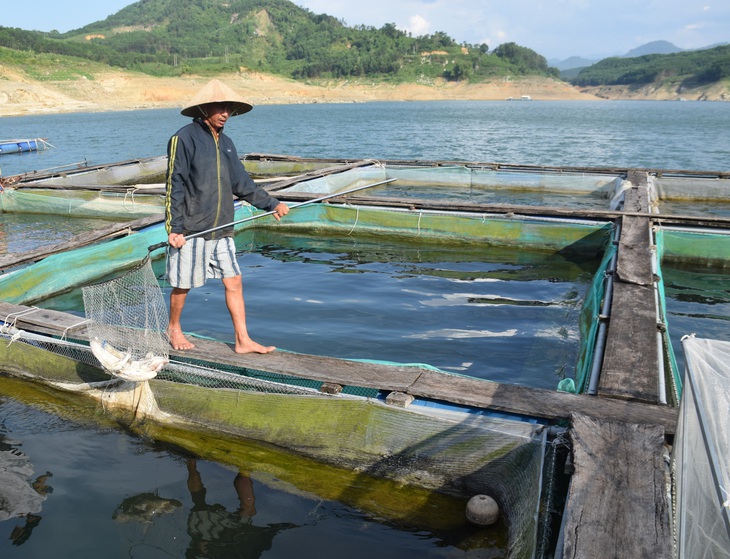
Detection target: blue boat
<box><xmin>0</xmin><ymin>137</ymin><xmax>54</xmax><ymax>155</ymax></box>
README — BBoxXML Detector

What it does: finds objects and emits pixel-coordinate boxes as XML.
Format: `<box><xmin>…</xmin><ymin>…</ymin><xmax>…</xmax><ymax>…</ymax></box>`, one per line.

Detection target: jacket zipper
<box><xmin>212</xmin><ymin>134</ymin><xmax>222</xmax><ymax>239</ymax></box>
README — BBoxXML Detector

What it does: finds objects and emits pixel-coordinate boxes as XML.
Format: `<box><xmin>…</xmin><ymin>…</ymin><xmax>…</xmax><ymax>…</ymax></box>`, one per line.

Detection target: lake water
<box><xmin>2</xmin><ymin>100</ymin><xmax>730</xmax><ymax>176</ymax></box>
<box><xmin>1</xmin><ymin>100</ymin><xmax>730</xmax><ymax>558</ymax></box>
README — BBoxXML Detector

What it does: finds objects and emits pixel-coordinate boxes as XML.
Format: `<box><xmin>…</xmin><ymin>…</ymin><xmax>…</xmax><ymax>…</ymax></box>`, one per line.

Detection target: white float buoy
<box><xmin>465</xmin><ymin>494</ymin><xmax>500</xmax><ymax>526</ymax></box>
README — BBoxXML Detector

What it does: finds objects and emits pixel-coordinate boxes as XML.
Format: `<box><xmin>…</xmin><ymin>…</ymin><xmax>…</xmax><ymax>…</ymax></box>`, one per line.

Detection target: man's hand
<box><xmin>168</xmin><ymin>233</ymin><xmax>186</xmax><ymax>248</ymax></box>
<box><xmin>272</xmin><ymin>202</ymin><xmax>290</xmax><ymax>221</ymax></box>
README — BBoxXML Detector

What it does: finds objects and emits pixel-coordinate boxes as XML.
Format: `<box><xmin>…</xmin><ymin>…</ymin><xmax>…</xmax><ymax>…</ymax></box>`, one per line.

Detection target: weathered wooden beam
<box><xmin>408</xmin><ymin>369</ymin><xmax>677</xmax><ymax>432</ymax></box>
<box><xmin>615</xmin><ymin>216</ymin><xmax>654</xmax><ymax>286</ymax></box>
<box><xmin>270</xmin><ymin>192</ymin><xmax>730</xmax><ymax>229</ymax></box>
<box><xmin>599</xmin><ymin>171</ymin><xmax>663</xmax><ymax>404</ymax></box>
<box><xmin>600</xmin><ymin>247</ymin><xmax>662</xmax><ymax>402</ymax></box>
<box><xmin>599</xmin><ymin>282</ymin><xmax>661</xmax><ymax>403</ymax></box>
<box><xmin>626</xmin><ymin>170</ymin><xmax>650</xmax><ymax>212</ymax></box>
<box><xmin>0</xmin><ymin>301</ymin><xmax>678</xmax><ymax>433</ymax></box>
<box><xmin>561</xmin><ymin>413</ymin><xmax>672</xmax><ymax>559</ymax></box>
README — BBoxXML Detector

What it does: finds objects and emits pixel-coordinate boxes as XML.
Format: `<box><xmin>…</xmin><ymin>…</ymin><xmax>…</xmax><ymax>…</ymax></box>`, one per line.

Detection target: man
<box><xmin>165</xmin><ymin>79</ymin><xmax>289</xmax><ymax>354</ymax></box>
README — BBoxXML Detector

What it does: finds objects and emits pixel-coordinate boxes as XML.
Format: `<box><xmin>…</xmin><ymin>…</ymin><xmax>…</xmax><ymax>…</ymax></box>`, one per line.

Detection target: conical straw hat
<box><xmin>180</xmin><ymin>79</ymin><xmax>253</xmax><ymax>118</ymax></box>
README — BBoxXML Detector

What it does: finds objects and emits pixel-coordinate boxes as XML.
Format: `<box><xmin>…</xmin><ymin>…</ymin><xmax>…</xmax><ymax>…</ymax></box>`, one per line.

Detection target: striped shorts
<box><xmin>166</xmin><ymin>237</ymin><xmax>241</xmax><ymax>289</ymax></box>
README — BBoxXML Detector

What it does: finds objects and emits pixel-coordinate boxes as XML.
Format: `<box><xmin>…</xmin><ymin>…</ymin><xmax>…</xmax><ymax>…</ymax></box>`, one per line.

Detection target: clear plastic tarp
<box><xmin>673</xmin><ymin>336</ymin><xmax>730</xmax><ymax>558</ymax></box>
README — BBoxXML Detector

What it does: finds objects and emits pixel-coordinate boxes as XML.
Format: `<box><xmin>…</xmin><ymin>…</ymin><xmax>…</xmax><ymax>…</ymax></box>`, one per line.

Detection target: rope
<box><xmin>347</xmin><ymin>207</ymin><xmax>360</xmax><ymax>235</ymax></box>
<box><xmin>61</xmin><ymin>318</ymin><xmax>92</xmax><ymax>341</ymax></box>
<box><xmin>0</xmin><ymin>324</ymin><xmax>33</xmax><ymax>346</ymax></box>
<box><xmin>8</xmin><ymin>329</ymin><xmax>22</xmax><ymax>345</ymax></box>
<box><xmin>124</xmin><ymin>188</ymin><xmax>137</xmax><ymax>212</ymax></box>
<box><xmin>2</xmin><ymin>307</ymin><xmax>41</xmax><ymax>330</ymax></box>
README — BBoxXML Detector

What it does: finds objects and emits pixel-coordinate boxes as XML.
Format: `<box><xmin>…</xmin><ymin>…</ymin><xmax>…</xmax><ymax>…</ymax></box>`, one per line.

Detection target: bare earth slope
<box><xmin>1</xmin><ymin>67</ymin><xmax>727</xmax><ymax>116</ymax></box>
<box><xmin>0</xmin><ymin>69</ymin><xmax>597</xmax><ymax>116</ymax></box>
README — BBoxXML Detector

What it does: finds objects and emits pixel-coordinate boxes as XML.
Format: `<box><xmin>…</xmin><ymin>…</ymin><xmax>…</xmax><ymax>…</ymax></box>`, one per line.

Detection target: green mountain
<box><xmin>622</xmin><ymin>40</ymin><xmax>682</xmax><ymax>58</ymax></box>
<box><xmin>0</xmin><ymin>0</ymin><xmax>558</xmax><ymax>83</ymax></box>
<box><xmin>570</xmin><ymin>44</ymin><xmax>730</xmax><ymax>87</ymax></box>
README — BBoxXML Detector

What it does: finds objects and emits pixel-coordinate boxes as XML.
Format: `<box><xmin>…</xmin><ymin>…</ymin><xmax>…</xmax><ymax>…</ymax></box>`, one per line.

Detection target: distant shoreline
<box><xmin>0</xmin><ymin>71</ymin><xmax>597</xmax><ymax>117</ymax></box>
<box><xmin>0</xmin><ymin>70</ymin><xmax>726</xmax><ymax>117</ymax></box>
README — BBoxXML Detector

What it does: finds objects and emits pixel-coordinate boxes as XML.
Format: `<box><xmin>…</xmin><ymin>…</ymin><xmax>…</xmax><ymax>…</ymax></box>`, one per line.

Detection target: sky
<box><xmin>1</xmin><ymin>0</ymin><xmax>728</xmax><ymax>61</ymax></box>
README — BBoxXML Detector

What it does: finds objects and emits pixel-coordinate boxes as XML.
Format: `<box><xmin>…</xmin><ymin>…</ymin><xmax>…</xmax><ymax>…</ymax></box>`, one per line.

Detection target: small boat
<box><xmin>0</xmin><ymin>138</ymin><xmax>54</xmax><ymax>155</ymax></box>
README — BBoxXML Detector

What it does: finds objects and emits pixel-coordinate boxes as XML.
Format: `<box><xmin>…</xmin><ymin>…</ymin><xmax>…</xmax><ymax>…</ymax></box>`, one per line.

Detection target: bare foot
<box><xmin>235</xmin><ymin>338</ymin><xmax>276</xmax><ymax>354</ymax></box>
<box><xmin>168</xmin><ymin>328</ymin><xmax>195</xmax><ymax>350</ymax></box>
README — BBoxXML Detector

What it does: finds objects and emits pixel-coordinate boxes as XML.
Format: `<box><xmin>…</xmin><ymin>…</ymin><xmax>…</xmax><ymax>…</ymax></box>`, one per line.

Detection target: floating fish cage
<box><xmin>2</xmin><ymin>156</ymin><xmax>730</xmax><ymax>558</ymax></box>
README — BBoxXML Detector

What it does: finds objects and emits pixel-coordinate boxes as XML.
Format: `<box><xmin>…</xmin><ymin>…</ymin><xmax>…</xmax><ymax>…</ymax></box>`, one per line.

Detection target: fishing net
<box><xmin>81</xmin><ymin>257</ymin><xmax>170</xmax><ymax>381</ymax></box>
<box><xmin>1</xmin><ymin>311</ymin><xmax>550</xmax><ymax>558</ymax></box>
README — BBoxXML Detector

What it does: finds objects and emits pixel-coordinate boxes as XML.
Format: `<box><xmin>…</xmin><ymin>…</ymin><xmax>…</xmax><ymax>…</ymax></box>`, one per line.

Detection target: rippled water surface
<box><xmin>2</xmin><ymin>100</ymin><xmax>730</xmax><ymax>177</ymax></box>
<box><xmin>1</xmin><ymin>100</ymin><xmax>729</xmax><ymax>558</ymax></box>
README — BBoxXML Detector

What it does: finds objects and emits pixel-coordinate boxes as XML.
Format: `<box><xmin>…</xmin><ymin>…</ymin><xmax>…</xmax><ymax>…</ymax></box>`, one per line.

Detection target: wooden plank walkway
<box><xmin>565</xmin><ymin>171</ymin><xmax>673</xmax><ymax>559</ymax></box>
<box><xmin>599</xmin><ymin>175</ymin><xmax>663</xmax><ymax>403</ymax></box>
<box><xmin>560</xmin><ymin>414</ymin><xmax>672</xmax><ymax>559</ymax></box>
<box><xmin>0</xmin><ymin>301</ymin><xmax>678</xmax><ymax>433</ymax></box>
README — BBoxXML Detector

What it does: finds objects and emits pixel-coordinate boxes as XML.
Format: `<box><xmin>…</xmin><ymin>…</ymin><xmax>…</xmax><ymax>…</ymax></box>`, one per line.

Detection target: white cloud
<box><xmin>404</xmin><ymin>14</ymin><xmax>431</xmax><ymax>36</ymax></box>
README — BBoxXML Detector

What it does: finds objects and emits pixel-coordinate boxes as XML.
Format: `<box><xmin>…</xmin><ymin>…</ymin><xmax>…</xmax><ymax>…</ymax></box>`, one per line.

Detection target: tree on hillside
<box><xmin>0</xmin><ymin>0</ymin><xmax>563</xmax><ymax>83</ymax></box>
<box><xmin>493</xmin><ymin>42</ymin><xmax>554</xmax><ymax>75</ymax></box>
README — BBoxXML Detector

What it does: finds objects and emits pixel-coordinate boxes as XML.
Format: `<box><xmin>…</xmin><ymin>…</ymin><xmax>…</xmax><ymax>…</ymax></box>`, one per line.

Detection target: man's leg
<box><xmin>168</xmin><ymin>286</ymin><xmax>195</xmax><ymax>350</ymax></box>
<box><xmin>221</xmin><ymin>275</ymin><xmax>275</xmax><ymax>354</ymax></box>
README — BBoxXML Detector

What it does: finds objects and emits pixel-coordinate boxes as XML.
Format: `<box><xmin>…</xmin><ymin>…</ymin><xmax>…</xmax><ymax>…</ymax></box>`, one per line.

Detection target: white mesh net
<box><xmin>81</xmin><ymin>257</ymin><xmax>170</xmax><ymax>381</ymax></box>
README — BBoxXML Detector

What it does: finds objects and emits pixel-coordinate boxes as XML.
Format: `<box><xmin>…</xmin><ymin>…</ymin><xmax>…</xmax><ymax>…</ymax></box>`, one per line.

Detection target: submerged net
<box><xmin>81</xmin><ymin>257</ymin><xmax>170</xmax><ymax>381</ymax></box>
<box><xmin>0</xmin><ymin>319</ymin><xmax>550</xmax><ymax>558</ymax></box>
<box><xmin>150</xmin><ymin>357</ymin><xmax>549</xmax><ymax>559</ymax></box>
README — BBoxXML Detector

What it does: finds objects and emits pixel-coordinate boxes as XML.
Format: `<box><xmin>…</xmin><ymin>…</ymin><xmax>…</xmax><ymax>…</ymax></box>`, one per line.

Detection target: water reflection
<box><xmin>662</xmin><ymin>262</ymin><xmax>730</xmax><ymax>374</ymax></box>
<box><xmin>0</xmin><ymin>434</ymin><xmax>52</xmax><ymax>547</ymax></box>
<box><xmin>185</xmin><ymin>459</ymin><xmax>298</xmax><ymax>558</ymax></box>
<box><xmin>113</xmin><ymin>492</ymin><xmax>183</xmax><ymax>524</ymax></box>
<box><xmin>112</xmin><ymin>459</ymin><xmax>299</xmax><ymax>558</ymax></box>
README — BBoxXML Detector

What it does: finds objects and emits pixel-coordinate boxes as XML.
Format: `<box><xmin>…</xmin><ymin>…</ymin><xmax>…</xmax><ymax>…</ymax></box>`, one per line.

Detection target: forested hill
<box><xmin>0</xmin><ymin>0</ymin><xmax>556</xmax><ymax>83</ymax></box>
<box><xmin>571</xmin><ymin>44</ymin><xmax>730</xmax><ymax>88</ymax></box>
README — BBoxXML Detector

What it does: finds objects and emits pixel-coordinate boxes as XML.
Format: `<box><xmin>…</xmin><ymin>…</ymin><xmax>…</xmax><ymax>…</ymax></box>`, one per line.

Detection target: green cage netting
<box><xmin>0</xmin><ymin>322</ymin><xmax>550</xmax><ymax>559</ymax></box>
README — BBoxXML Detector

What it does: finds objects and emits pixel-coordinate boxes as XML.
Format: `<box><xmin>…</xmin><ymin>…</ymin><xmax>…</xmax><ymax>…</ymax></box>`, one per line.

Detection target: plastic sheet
<box><xmin>674</xmin><ymin>336</ymin><xmax>730</xmax><ymax>558</ymax></box>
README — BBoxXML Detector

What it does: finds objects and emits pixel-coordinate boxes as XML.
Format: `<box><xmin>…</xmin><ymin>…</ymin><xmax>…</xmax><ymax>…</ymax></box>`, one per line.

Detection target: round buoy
<box><xmin>465</xmin><ymin>494</ymin><xmax>500</xmax><ymax>526</ymax></box>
